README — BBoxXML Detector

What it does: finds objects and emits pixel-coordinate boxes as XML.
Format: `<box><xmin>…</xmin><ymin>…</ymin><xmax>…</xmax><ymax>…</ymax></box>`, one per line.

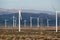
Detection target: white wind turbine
<box><xmin>40</xmin><ymin>18</ymin><xmax>43</xmax><ymax>27</ymax></box>
<box><xmin>13</xmin><ymin>16</ymin><xmax>16</xmax><ymax>27</ymax></box>
<box><xmin>47</xmin><ymin>18</ymin><xmax>49</xmax><ymax>27</ymax></box>
<box><xmin>30</xmin><ymin>17</ymin><xmax>39</xmax><ymax>28</ymax></box>
<box><xmin>14</xmin><ymin>18</ymin><xmax>16</xmax><ymax>27</ymax></box>
<box><xmin>24</xmin><ymin>20</ymin><xmax>26</xmax><ymax>27</ymax></box>
<box><xmin>37</xmin><ymin>17</ymin><xmax>39</xmax><ymax>27</ymax></box>
<box><xmin>51</xmin><ymin>4</ymin><xmax>59</xmax><ymax>32</ymax></box>
<box><xmin>13</xmin><ymin>16</ymin><xmax>15</xmax><ymax>27</ymax></box>
<box><xmin>30</xmin><ymin>17</ymin><xmax>32</xmax><ymax>27</ymax></box>
<box><xmin>56</xmin><ymin>11</ymin><xmax>60</xmax><ymax>32</ymax></box>
<box><xmin>56</xmin><ymin>11</ymin><xmax>58</xmax><ymax>32</ymax></box>
<box><xmin>30</xmin><ymin>17</ymin><xmax>37</xmax><ymax>27</ymax></box>
<box><xmin>19</xmin><ymin>10</ymin><xmax>21</xmax><ymax>32</ymax></box>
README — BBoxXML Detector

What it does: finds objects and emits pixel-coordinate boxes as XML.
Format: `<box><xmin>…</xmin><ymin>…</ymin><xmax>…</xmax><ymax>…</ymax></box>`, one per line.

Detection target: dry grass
<box><xmin>0</xmin><ymin>26</ymin><xmax>60</xmax><ymax>40</ymax></box>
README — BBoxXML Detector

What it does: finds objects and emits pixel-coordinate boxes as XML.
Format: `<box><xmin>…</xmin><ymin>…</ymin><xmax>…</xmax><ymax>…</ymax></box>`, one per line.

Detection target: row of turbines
<box><xmin>22</xmin><ymin>17</ymin><xmax>55</xmax><ymax>27</ymax></box>
<box><xmin>4</xmin><ymin>16</ymin><xmax>16</xmax><ymax>28</ymax></box>
<box><xmin>19</xmin><ymin>10</ymin><xmax>60</xmax><ymax>32</ymax></box>
<box><xmin>5</xmin><ymin>16</ymin><xmax>50</xmax><ymax>28</ymax></box>
<box><xmin>4</xmin><ymin>10</ymin><xmax>60</xmax><ymax>32</ymax></box>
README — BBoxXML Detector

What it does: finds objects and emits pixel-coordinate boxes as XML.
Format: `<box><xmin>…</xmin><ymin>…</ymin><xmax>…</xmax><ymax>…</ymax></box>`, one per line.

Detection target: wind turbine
<box><xmin>19</xmin><ymin>10</ymin><xmax>21</xmax><ymax>32</ymax></box>
<box><xmin>40</xmin><ymin>18</ymin><xmax>43</xmax><ymax>27</ymax></box>
<box><xmin>47</xmin><ymin>18</ymin><xmax>49</xmax><ymax>27</ymax></box>
<box><xmin>13</xmin><ymin>16</ymin><xmax>15</xmax><ymax>27</ymax></box>
<box><xmin>37</xmin><ymin>17</ymin><xmax>39</xmax><ymax>27</ymax></box>
<box><xmin>56</xmin><ymin>11</ymin><xmax>58</xmax><ymax>32</ymax></box>
<box><xmin>14</xmin><ymin>18</ymin><xmax>16</xmax><ymax>27</ymax></box>
<box><xmin>24</xmin><ymin>20</ymin><xmax>26</xmax><ymax>27</ymax></box>
<box><xmin>30</xmin><ymin>17</ymin><xmax>32</xmax><ymax>27</ymax></box>
<box><xmin>30</xmin><ymin>17</ymin><xmax>38</xmax><ymax>27</ymax></box>
<box><xmin>51</xmin><ymin>5</ymin><xmax>58</xmax><ymax>32</ymax></box>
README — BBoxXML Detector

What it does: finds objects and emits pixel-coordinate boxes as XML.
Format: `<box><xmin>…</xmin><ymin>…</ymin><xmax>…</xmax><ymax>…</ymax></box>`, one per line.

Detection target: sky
<box><xmin>0</xmin><ymin>0</ymin><xmax>60</xmax><ymax>11</ymax></box>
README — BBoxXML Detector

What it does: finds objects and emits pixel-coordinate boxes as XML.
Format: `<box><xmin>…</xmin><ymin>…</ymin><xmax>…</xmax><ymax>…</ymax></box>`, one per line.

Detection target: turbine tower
<box><xmin>47</xmin><ymin>19</ymin><xmax>49</xmax><ymax>27</ymax></box>
<box><xmin>56</xmin><ymin>11</ymin><xmax>60</xmax><ymax>32</ymax></box>
<box><xmin>40</xmin><ymin>18</ymin><xmax>43</xmax><ymax>27</ymax></box>
<box><xmin>52</xmin><ymin>5</ymin><xmax>58</xmax><ymax>32</ymax></box>
<box><xmin>13</xmin><ymin>16</ymin><xmax>15</xmax><ymax>27</ymax></box>
<box><xmin>37</xmin><ymin>17</ymin><xmax>39</xmax><ymax>27</ymax></box>
<box><xmin>15</xmin><ymin>19</ymin><xmax>16</xmax><ymax>27</ymax></box>
<box><xmin>19</xmin><ymin>10</ymin><xmax>21</xmax><ymax>32</ymax></box>
<box><xmin>24</xmin><ymin>20</ymin><xmax>26</xmax><ymax>27</ymax></box>
<box><xmin>30</xmin><ymin>17</ymin><xmax>32</xmax><ymax>27</ymax></box>
<box><xmin>56</xmin><ymin>11</ymin><xmax>58</xmax><ymax>32</ymax></box>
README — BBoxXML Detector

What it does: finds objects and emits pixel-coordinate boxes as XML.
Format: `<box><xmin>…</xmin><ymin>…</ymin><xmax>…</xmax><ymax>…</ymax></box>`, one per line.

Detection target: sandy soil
<box><xmin>0</xmin><ymin>26</ymin><xmax>60</xmax><ymax>31</ymax></box>
<box><xmin>0</xmin><ymin>26</ymin><xmax>60</xmax><ymax>40</ymax></box>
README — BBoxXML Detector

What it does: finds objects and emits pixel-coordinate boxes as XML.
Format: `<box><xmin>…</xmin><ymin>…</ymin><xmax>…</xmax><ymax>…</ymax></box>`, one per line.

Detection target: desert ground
<box><xmin>0</xmin><ymin>26</ymin><xmax>60</xmax><ymax>40</ymax></box>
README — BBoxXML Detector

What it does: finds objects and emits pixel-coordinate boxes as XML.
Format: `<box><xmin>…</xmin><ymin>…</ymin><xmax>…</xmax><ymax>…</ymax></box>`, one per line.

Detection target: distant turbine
<box><xmin>56</xmin><ymin>11</ymin><xmax>60</xmax><ymax>32</ymax></box>
<box><xmin>30</xmin><ymin>17</ymin><xmax>32</xmax><ymax>27</ymax></box>
<box><xmin>37</xmin><ymin>17</ymin><xmax>39</xmax><ymax>27</ymax></box>
<box><xmin>47</xmin><ymin>19</ymin><xmax>49</xmax><ymax>27</ymax></box>
<box><xmin>40</xmin><ymin>18</ymin><xmax>43</xmax><ymax>27</ymax></box>
<box><xmin>24</xmin><ymin>20</ymin><xmax>26</xmax><ymax>27</ymax></box>
<box><xmin>51</xmin><ymin>4</ymin><xmax>58</xmax><ymax>32</ymax></box>
<box><xmin>13</xmin><ymin>16</ymin><xmax>15</xmax><ymax>27</ymax></box>
<box><xmin>19</xmin><ymin>10</ymin><xmax>21</xmax><ymax>32</ymax></box>
<box><xmin>56</xmin><ymin>11</ymin><xmax>58</xmax><ymax>32</ymax></box>
<box><xmin>15</xmin><ymin>19</ymin><xmax>16</xmax><ymax>27</ymax></box>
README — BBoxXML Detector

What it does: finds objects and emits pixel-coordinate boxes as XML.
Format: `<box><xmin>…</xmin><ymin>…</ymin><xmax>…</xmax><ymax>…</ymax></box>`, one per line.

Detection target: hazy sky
<box><xmin>0</xmin><ymin>0</ymin><xmax>60</xmax><ymax>11</ymax></box>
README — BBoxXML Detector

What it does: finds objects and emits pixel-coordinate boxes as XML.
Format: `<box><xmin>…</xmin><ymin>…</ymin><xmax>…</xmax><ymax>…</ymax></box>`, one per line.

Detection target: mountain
<box><xmin>0</xmin><ymin>8</ymin><xmax>60</xmax><ymax>26</ymax></box>
<box><xmin>0</xmin><ymin>8</ymin><xmax>56</xmax><ymax>15</ymax></box>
